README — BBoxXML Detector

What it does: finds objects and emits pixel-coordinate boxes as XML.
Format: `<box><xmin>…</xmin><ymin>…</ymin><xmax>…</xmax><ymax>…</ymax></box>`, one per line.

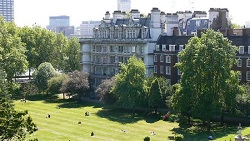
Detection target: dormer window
<box><xmin>156</xmin><ymin>45</ymin><xmax>160</xmax><ymax>51</ymax></box>
<box><xmin>162</xmin><ymin>45</ymin><xmax>166</xmax><ymax>51</ymax></box>
<box><xmin>169</xmin><ymin>45</ymin><xmax>175</xmax><ymax>51</ymax></box>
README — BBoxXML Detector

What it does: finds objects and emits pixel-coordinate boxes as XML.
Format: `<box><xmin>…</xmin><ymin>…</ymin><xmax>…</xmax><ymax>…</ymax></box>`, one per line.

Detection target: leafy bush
<box><xmin>33</xmin><ymin>62</ymin><xmax>57</xmax><ymax>93</ymax></box>
<box><xmin>175</xmin><ymin>134</ymin><xmax>184</xmax><ymax>141</ymax></box>
<box><xmin>48</xmin><ymin>73</ymin><xmax>67</xmax><ymax>94</ymax></box>
<box><xmin>144</xmin><ymin>136</ymin><xmax>150</xmax><ymax>141</ymax></box>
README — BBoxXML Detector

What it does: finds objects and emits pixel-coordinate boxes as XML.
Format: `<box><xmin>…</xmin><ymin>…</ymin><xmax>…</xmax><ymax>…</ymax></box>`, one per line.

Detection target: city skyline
<box><xmin>15</xmin><ymin>0</ymin><xmax>250</xmax><ymax>27</ymax></box>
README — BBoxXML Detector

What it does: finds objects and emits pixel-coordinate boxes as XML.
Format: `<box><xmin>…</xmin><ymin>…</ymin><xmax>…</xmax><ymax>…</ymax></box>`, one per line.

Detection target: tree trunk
<box><xmin>63</xmin><ymin>93</ymin><xmax>65</xmax><ymax>99</ymax></box>
<box><xmin>29</xmin><ymin>68</ymin><xmax>31</xmax><ymax>80</ymax></box>
<box><xmin>207</xmin><ymin>119</ymin><xmax>211</xmax><ymax>132</ymax></box>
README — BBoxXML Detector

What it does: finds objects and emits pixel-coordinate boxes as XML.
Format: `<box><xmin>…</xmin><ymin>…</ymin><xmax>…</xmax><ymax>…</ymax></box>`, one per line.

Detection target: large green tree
<box><xmin>173</xmin><ymin>30</ymin><xmax>242</xmax><ymax>131</ymax></box>
<box><xmin>0</xmin><ymin>17</ymin><xmax>28</xmax><ymax>82</ymax></box>
<box><xmin>33</xmin><ymin>62</ymin><xmax>57</xmax><ymax>94</ymax></box>
<box><xmin>0</xmin><ymin>69</ymin><xmax>36</xmax><ymax>140</ymax></box>
<box><xmin>64</xmin><ymin>37</ymin><xmax>81</xmax><ymax>72</ymax></box>
<box><xmin>148</xmin><ymin>78</ymin><xmax>163</xmax><ymax>113</ymax></box>
<box><xmin>112</xmin><ymin>56</ymin><xmax>146</xmax><ymax>109</ymax></box>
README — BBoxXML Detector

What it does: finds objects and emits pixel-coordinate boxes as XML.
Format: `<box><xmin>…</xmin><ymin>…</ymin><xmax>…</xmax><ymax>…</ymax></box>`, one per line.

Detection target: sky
<box><xmin>15</xmin><ymin>0</ymin><xmax>250</xmax><ymax>28</ymax></box>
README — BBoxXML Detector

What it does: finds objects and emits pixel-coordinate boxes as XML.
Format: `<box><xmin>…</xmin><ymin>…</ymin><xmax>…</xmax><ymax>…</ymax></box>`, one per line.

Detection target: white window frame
<box><xmin>169</xmin><ymin>45</ymin><xmax>175</xmax><ymax>52</ymax></box>
<box><xmin>238</xmin><ymin>71</ymin><xmax>242</xmax><ymax>81</ymax></box>
<box><xmin>162</xmin><ymin>45</ymin><xmax>166</xmax><ymax>51</ymax></box>
<box><xmin>247</xmin><ymin>71</ymin><xmax>250</xmax><ymax>81</ymax></box>
<box><xmin>154</xmin><ymin>55</ymin><xmax>157</xmax><ymax>62</ymax></box>
<box><xmin>248</xmin><ymin>46</ymin><xmax>250</xmax><ymax>54</ymax></box>
<box><xmin>166</xmin><ymin>66</ymin><xmax>171</xmax><ymax>75</ymax></box>
<box><xmin>237</xmin><ymin>58</ymin><xmax>242</xmax><ymax>67</ymax></box>
<box><xmin>166</xmin><ymin>55</ymin><xmax>171</xmax><ymax>63</ymax></box>
<box><xmin>160</xmin><ymin>55</ymin><xmax>164</xmax><ymax>62</ymax></box>
<box><xmin>247</xmin><ymin>59</ymin><xmax>250</xmax><ymax>67</ymax></box>
<box><xmin>179</xmin><ymin>45</ymin><xmax>184</xmax><ymax>51</ymax></box>
<box><xmin>154</xmin><ymin>65</ymin><xmax>157</xmax><ymax>73</ymax></box>
<box><xmin>239</xmin><ymin>46</ymin><xmax>244</xmax><ymax>54</ymax></box>
<box><xmin>156</xmin><ymin>45</ymin><xmax>160</xmax><ymax>51</ymax></box>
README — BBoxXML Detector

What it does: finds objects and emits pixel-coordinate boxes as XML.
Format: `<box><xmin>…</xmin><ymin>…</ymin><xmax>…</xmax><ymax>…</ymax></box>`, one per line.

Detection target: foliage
<box><xmin>48</xmin><ymin>73</ymin><xmax>68</xmax><ymax>95</ymax></box>
<box><xmin>144</xmin><ymin>136</ymin><xmax>150</xmax><ymax>141</ymax></box>
<box><xmin>60</xmin><ymin>71</ymin><xmax>89</xmax><ymax>102</ymax></box>
<box><xmin>20</xmin><ymin>82</ymin><xmax>39</xmax><ymax>98</ymax></box>
<box><xmin>112</xmin><ymin>55</ymin><xmax>146</xmax><ymax>108</ymax></box>
<box><xmin>148</xmin><ymin>78</ymin><xmax>164</xmax><ymax>113</ymax></box>
<box><xmin>237</xmin><ymin>83</ymin><xmax>250</xmax><ymax>115</ymax></box>
<box><xmin>96</xmin><ymin>77</ymin><xmax>117</xmax><ymax>105</ymax></box>
<box><xmin>0</xmin><ymin>17</ymin><xmax>28</xmax><ymax>82</ymax></box>
<box><xmin>52</xmin><ymin>33</ymin><xmax>68</xmax><ymax>71</ymax></box>
<box><xmin>175</xmin><ymin>134</ymin><xmax>184</xmax><ymax>141</ymax></box>
<box><xmin>63</xmin><ymin>37</ymin><xmax>81</xmax><ymax>72</ymax></box>
<box><xmin>173</xmin><ymin>30</ymin><xmax>242</xmax><ymax>131</ymax></box>
<box><xmin>33</xmin><ymin>62</ymin><xmax>57</xmax><ymax>93</ymax></box>
<box><xmin>0</xmin><ymin>69</ymin><xmax>36</xmax><ymax>140</ymax></box>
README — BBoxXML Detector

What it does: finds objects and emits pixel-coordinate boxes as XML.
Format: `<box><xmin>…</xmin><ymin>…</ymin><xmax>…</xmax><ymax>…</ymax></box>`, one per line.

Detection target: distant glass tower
<box><xmin>0</xmin><ymin>0</ymin><xmax>14</xmax><ymax>22</ymax></box>
<box><xmin>46</xmin><ymin>15</ymin><xmax>70</xmax><ymax>32</ymax></box>
<box><xmin>117</xmin><ymin>0</ymin><xmax>131</xmax><ymax>13</ymax></box>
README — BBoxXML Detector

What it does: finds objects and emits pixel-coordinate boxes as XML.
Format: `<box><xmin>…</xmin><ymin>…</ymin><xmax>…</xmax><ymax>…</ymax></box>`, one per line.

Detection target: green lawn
<box><xmin>14</xmin><ymin>95</ymin><xmax>250</xmax><ymax>141</ymax></box>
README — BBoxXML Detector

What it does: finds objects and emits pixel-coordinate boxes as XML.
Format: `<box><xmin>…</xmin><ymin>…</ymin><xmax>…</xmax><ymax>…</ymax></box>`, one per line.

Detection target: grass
<box><xmin>14</xmin><ymin>95</ymin><xmax>250</xmax><ymax>141</ymax></box>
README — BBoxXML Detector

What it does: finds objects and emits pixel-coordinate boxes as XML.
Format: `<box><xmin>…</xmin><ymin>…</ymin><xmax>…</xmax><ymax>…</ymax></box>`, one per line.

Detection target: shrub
<box><xmin>48</xmin><ymin>73</ymin><xmax>67</xmax><ymax>94</ymax></box>
<box><xmin>144</xmin><ymin>136</ymin><xmax>150</xmax><ymax>141</ymax></box>
<box><xmin>175</xmin><ymin>134</ymin><xmax>184</xmax><ymax>141</ymax></box>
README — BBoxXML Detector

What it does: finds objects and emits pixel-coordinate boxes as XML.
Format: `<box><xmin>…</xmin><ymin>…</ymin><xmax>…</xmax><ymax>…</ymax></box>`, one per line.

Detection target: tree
<box><xmin>52</xmin><ymin>33</ymin><xmax>68</xmax><ymax>71</ymax></box>
<box><xmin>0</xmin><ymin>69</ymin><xmax>37</xmax><ymax>140</ymax></box>
<box><xmin>148</xmin><ymin>78</ymin><xmax>163</xmax><ymax>113</ymax></box>
<box><xmin>18</xmin><ymin>26</ymin><xmax>37</xmax><ymax>79</ymax></box>
<box><xmin>33</xmin><ymin>62</ymin><xmax>57</xmax><ymax>94</ymax></box>
<box><xmin>48</xmin><ymin>73</ymin><xmax>68</xmax><ymax>95</ymax></box>
<box><xmin>112</xmin><ymin>55</ymin><xmax>146</xmax><ymax>109</ymax></box>
<box><xmin>0</xmin><ymin>17</ymin><xmax>28</xmax><ymax>82</ymax></box>
<box><xmin>60</xmin><ymin>71</ymin><xmax>89</xmax><ymax>102</ymax></box>
<box><xmin>174</xmin><ymin>30</ymin><xmax>242</xmax><ymax>131</ymax></box>
<box><xmin>64</xmin><ymin>37</ymin><xmax>81</xmax><ymax>72</ymax></box>
<box><xmin>96</xmin><ymin>77</ymin><xmax>117</xmax><ymax>105</ymax></box>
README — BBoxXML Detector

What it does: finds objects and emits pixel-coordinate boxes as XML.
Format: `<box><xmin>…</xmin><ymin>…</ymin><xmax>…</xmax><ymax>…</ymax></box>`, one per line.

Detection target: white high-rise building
<box><xmin>80</xmin><ymin>21</ymin><xmax>101</xmax><ymax>38</ymax></box>
<box><xmin>117</xmin><ymin>0</ymin><xmax>131</xmax><ymax>13</ymax></box>
<box><xmin>0</xmin><ymin>0</ymin><xmax>14</xmax><ymax>22</ymax></box>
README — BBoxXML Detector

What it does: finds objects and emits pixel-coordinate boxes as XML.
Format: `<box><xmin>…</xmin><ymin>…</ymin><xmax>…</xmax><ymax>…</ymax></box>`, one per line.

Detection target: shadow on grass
<box><xmin>171</xmin><ymin>123</ymin><xmax>237</xmax><ymax>141</ymax></box>
<box><xmin>96</xmin><ymin>107</ymin><xmax>161</xmax><ymax>124</ymax></box>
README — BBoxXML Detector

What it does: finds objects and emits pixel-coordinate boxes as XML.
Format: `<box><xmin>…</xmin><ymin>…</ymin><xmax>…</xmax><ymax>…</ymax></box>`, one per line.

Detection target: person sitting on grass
<box><xmin>91</xmin><ymin>131</ymin><xmax>94</xmax><ymax>136</ymax></box>
<box><xmin>85</xmin><ymin>112</ymin><xmax>89</xmax><ymax>116</ymax></box>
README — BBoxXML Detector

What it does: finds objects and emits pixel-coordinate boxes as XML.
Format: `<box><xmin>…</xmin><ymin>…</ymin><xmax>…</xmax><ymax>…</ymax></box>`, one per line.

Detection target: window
<box><xmin>154</xmin><ymin>55</ymin><xmax>157</xmax><ymax>62</ymax></box>
<box><xmin>169</xmin><ymin>45</ymin><xmax>175</xmax><ymax>51</ymax></box>
<box><xmin>160</xmin><ymin>55</ymin><xmax>164</xmax><ymax>62</ymax></box>
<box><xmin>93</xmin><ymin>45</ymin><xmax>96</xmax><ymax>52</ymax></box>
<box><xmin>110</xmin><ymin>56</ymin><xmax>115</xmax><ymax>64</ymax></box>
<box><xmin>156</xmin><ymin>45</ymin><xmax>160</xmax><ymax>51</ymax></box>
<box><xmin>247</xmin><ymin>71</ymin><xmax>250</xmax><ymax>81</ymax></box>
<box><xmin>178</xmin><ymin>69</ymin><xmax>181</xmax><ymax>75</ymax></box>
<box><xmin>237</xmin><ymin>59</ymin><xmax>242</xmax><ymax>67</ymax></box>
<box><xmin>110</xmin><ymin>46</ymin><xmax>115</xmax><ymax>52</ymax></box>
<box><xmin>239</xmin><ymin>46</ymin><xmax>244</xmax><ymax>54</ymax></box>
<box><xmin>238</xmin><ymin>71</ymin><xmax>242</xmax><ymax>81</ymax></box>
<box><xmin>160</xmin><ymin>65</ymin><xmax>164</xmax><ymax>74</ymax></box>
<box><xmin>118</xmin><ymin>46</ymin><xmax>123</xmax><ymax>53</ymax></box>
<box><xmin>179</xmin><ymin>45</ymin><xmax>184</xmax><ymax>51</ymax></box>
<box><xmin>162</xmin><ymin>45</ymin><xmax>166</xmax><ymax>51</ymax></box>
<box><xmin>103</xmin><ymin>46</ymin><xmax>107</xmax><ymax>52</ymax></box>
<box><xmin>166</xmin><ymin>66</ymin><xmax>171</xmax><ymax>75</ymax></box>
<box><xmin>247</xmin><ymin>59</ymin><xmax>250</xmax><ymax>67</ymax></box>
<box><xmin>154</xmin><ymin>65</ymin><xmax>157</xmax><ymax>73</ymax></box>
<box><xmin>248</xmin><ymin>46</ymin><xmax>250</xmax><ymax>54</ymax></box>
<box><xmin>166</xmin><ymin>56</ymin><xmax>171</xmax><ymax>63</ymax></box>
<box><xmin>132</xmin><ymin>46</ymin><xmax>136</xmax><ymax>52</ymax></box>
<box><xmin>140</xmin><ymin>46</ymin><xmax>144</xmax><ymax>53</ymax></box>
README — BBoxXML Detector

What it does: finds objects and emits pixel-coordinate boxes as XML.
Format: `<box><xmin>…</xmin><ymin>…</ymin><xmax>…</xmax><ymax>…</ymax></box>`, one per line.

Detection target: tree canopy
<box><xmin>112</xmin><ymin>55</ymin><xmax>146</xmax><ymax>108</ymax></box>
<box><xmin>173</xmin><ymin>30</ymin><xmax>243</xmax><ymax>131</ymax></box>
